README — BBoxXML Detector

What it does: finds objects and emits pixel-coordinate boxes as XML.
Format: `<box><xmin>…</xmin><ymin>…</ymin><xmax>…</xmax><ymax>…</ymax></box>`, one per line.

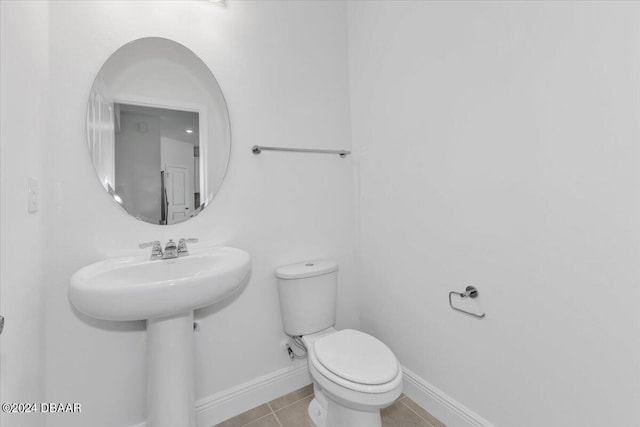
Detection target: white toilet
<box><xmin>276</xmin><ymin>260</ymin><xmax>403</xmax><ymax>427</ymax></box>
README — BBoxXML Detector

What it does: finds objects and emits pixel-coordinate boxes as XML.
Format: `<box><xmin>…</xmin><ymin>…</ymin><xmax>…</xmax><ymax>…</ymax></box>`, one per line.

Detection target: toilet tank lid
<box><xmin>275</xmin><ymin>260</ymin><xmax>338</xmax><ymax>279</ymax></box>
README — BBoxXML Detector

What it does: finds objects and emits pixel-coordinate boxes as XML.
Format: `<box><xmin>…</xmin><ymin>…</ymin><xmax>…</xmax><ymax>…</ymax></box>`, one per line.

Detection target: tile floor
<box><xmin>215</xmin><ymin>384</ymin><xmax>446</xmax><ymax>427</ymax></box>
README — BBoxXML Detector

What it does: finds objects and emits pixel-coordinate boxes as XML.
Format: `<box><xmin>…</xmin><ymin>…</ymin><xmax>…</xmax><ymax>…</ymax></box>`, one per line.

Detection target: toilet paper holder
<box><xmin>449</xmin><ymin>286</ymin><xmax>486</xmax><ymax>319</ymax></box>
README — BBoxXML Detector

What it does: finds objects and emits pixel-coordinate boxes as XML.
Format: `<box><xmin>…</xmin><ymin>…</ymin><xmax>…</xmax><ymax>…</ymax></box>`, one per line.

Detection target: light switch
<box><xmin>28</xmin><ymin>178</ymin><xmax>38</xmax><ymax>213</ymax></box>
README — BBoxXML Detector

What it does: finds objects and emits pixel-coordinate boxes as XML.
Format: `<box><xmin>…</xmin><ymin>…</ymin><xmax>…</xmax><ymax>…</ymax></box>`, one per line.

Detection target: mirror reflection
<box><xmin>86</xmin><ymin>37</ymin><xmax>230</xmax><ymax>225</ymax></box>
<box><xmin>116</xmin><ymin>104</ymin><xmax>200</xmax><ymax>224</ymax></box>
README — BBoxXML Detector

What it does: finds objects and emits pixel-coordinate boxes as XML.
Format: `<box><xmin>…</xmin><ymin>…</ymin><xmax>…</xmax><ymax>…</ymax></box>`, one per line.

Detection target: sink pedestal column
<box><xmin>147</xmin><ymin>311</ymin><xmax>196</xmax><ymax>427</ymax></box>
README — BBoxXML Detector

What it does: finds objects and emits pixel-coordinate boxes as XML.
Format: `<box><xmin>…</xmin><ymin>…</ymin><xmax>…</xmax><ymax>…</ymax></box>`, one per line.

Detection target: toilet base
<box><xmin>307</xmin><ymin>386</ymin><xmax>382</xmax><ymax>427</ymax></box>
<box><xmin>308</xmin><ymin>397</ymin><xmax>326</xmax><ymax>427</ymax></box>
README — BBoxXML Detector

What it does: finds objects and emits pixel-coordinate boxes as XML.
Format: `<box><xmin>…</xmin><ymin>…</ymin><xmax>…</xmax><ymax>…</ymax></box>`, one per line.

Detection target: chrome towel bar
<box><xmin>449</xmin><ymin>286</ymin><xmax>486</xmax><ymax>319</ymax></box>
<box><xmin>251</xmin><ymin>145</ymin><xmax>351</xmax><ymax>158</ymax></box>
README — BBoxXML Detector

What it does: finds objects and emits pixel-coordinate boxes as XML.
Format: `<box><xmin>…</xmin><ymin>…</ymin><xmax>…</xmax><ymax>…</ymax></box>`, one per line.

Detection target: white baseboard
<box><xmin>402</xmin><ymin>366</ymin><xmax>495</xmax><ymax>427</ymax></box>
<box><xmin>131</xmin><ymin>362</ymin><xmax>311</xmax><ymax>427</ymax></box>
<box><xmin>197</xmin><ymin>362</ymin><xmax>311</xmax><ymax>426</ymax></box>
<box><xmin>132</xmin><ymin>362</ymin><xmax>491</xmax><ymax>427</ymax></box>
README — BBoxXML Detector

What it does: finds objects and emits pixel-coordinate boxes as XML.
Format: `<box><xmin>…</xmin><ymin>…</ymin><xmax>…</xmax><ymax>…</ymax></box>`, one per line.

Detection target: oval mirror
<box><xmin>86</xmin><ymin>37</ymin><xmax>230</xmax><ymax>225</ymax></box>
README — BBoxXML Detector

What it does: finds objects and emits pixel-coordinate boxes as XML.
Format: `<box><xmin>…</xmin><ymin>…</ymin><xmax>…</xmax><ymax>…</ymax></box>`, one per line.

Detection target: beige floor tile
<box><xmin>215</xmin><ymin>404</ymin><xmax>272</xmax><ymax>427</ymax></box>
<box><xmin>216</xmin><ymin>385</ymin><xmax>442</xmax><ymax>427</ymax></box>
<box><xmin>268</xmin><ymin>384</ymin><xmax>314</xmax><ymax>411</ymax></box>
<box><xmin>275</xmin><ymin>395</ymin><xmax>315</xmax><ymax>427</ymax></box>
<box><xmin>245</xmin><ymin>414</ymin><xmax>281</xmax><ymax>427</ymax></box>
<box><xmin>381</xmin><ymin>399</ymin><xmax>433</xmax><ymax>427</ymax></box>
<box><xmin>401</xmin><ymin>396</ymin><xmax>446</xmax><ymax>427</ymax></box>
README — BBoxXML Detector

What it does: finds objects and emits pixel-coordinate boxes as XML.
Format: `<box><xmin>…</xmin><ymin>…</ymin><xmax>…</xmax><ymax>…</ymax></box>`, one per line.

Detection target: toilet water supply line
<box><xmin>286</xmin><ymin>335</ymin><xmax>307</xmax><ymax>361</ymax></box>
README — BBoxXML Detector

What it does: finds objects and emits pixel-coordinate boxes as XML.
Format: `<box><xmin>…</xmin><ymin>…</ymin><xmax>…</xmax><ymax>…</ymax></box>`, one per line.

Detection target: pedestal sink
<box><xmin>69</xmin><ymin>246</ymin><xmax>251</xmax><ymax>427</ymax></box>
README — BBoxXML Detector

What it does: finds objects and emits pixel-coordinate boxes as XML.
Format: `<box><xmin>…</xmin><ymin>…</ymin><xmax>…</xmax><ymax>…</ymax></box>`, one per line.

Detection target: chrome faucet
<box><xmin>163</xmin><ymin>239</ymin><xmax>178</xmax><ymax>259</ymax></box>
<box><xmin>139</xmin><ymin>238</ymin><xmax>198</xmax><ymax>260</ymax></box>
<box><xmin>178</xmin><ymin>238</ymin><xmax>198</xmax><ymax>257</ymax></box>
<box><xmin>139</xmin><ymin>241</ymin><xmax>163</xmax><ymax>260</ymax></box>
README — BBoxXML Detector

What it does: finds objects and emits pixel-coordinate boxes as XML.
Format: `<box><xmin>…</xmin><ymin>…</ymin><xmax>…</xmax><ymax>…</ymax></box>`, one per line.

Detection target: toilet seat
<box><xmin>308</xmin><ymin>330</ymin><xmax>403</xmax><ymax>395</ymax></box>
<box><xmin>314</xmin><ymin>329</ymin><xmax>399</xmax><ymax>385</ymax></box>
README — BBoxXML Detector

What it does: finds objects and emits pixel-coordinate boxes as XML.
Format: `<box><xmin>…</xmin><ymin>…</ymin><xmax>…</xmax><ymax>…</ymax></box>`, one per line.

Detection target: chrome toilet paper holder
<box><xmin>449</xmin><ymin>286</ymin><xmax>486</xmax><ymax>319</ymax></box>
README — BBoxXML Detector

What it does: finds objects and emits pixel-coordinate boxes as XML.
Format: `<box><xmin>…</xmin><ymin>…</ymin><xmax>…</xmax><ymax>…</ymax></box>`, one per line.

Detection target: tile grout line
<box><xmin>271</xmin><ymin>391</ymin><xmax>314</xmax><ymax>414</ymax></box>
<box><xmin>242</xmin><ymin>411</ymin><xmax>276</xmax><ymax>427</ymax></box>
<box><xmin>273</xmin><ymin>411</ymin><xmax>285</xmax><ymax>427</ymax></box>
<box><xmin>241</xmin><ymin>388</ymin><xmax>313</xmax><ymax>427</ymax></box>
<box><xmin>267</xmin><ymin>400</ymin><xmax>285</xmax><ymax>427</ymax></box>
<box><xmin>399</xmin><ymin>397</ymin><xmax>436</xmax><ymax>427</ymax></box>
<box><xmin>272</xmin><ymin>390</ymin><xmax>314</xmax><ymax>427</ymax></box>
<box><xmin>229</xmin><ymin>387</ymin><xmax>313</xmax><ymax>427</ymax></box>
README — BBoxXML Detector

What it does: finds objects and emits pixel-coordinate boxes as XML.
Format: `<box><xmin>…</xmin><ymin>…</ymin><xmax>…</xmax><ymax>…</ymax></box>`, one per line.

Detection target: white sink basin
<box><xmin>69</xmin><ymin>246</ymin><xmax>251</xmax><ymax>321</ymax></box>
<box><xmin>69</xmin><ymin>245</ymin><xmax>251</xmax><ymax>427</ymax></box>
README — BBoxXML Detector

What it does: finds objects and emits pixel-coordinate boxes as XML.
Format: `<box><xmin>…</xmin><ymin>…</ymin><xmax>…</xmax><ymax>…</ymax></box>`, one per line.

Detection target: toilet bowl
<box><xmin>303</xmin><ymin>328</ymin><xmax>403</xmax><ymax>427</ymax></box>
<box><xmin>276</xmin><ymin>260</ymin><xmax>403</xmax><ymax>427</ymax></box>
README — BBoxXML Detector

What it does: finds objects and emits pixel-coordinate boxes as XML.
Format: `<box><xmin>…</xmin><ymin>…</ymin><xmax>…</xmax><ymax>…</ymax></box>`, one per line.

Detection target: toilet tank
<box><xmin>276</xmin><ymin>260</ymin><xmax>338</xmax><ymax>336</ymax></box>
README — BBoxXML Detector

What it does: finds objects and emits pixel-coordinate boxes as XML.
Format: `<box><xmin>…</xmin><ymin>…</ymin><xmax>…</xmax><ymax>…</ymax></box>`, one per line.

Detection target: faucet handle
<box><xmin>177</xmin><ymin>238</ymin><xmax>198</xmax><ymax>257</ymax></box>
<box><xmin>139</xmin><ymin>240</ymin><xmax>161</xmax><ymax>249</ymax></box>
<box><xmin>139</xmin><ymin>241</ymin><xmax>163</xmax><ymax>260</ymax></box>
<box><xmin>179</xmin><ymin>238</ymin><xmax>198</xmax><ymax>244</ymax></box>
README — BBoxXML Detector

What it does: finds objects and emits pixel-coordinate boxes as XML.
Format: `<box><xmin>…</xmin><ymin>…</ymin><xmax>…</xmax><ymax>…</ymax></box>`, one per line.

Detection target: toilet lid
<box><xmin>313</xmin><ymin>329</ymin><xmax>399</xmax><ymax>385</ymax></box>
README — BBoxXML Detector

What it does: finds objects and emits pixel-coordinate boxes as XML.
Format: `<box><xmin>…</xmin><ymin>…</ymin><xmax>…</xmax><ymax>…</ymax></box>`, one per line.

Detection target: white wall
<box><xmin>0</xmin><ymin>2</ymin><xmax>48</xmax><ymax>427</ymax></box>
<box><xmin>44</xmin><ymin>2</ymin><xmax>356</xmax><ymax>427</ymax></box>
<box><xmin>348</xmin><ymin>2</ymin><xmax>640</xmax><ymax>426</ymax></box>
